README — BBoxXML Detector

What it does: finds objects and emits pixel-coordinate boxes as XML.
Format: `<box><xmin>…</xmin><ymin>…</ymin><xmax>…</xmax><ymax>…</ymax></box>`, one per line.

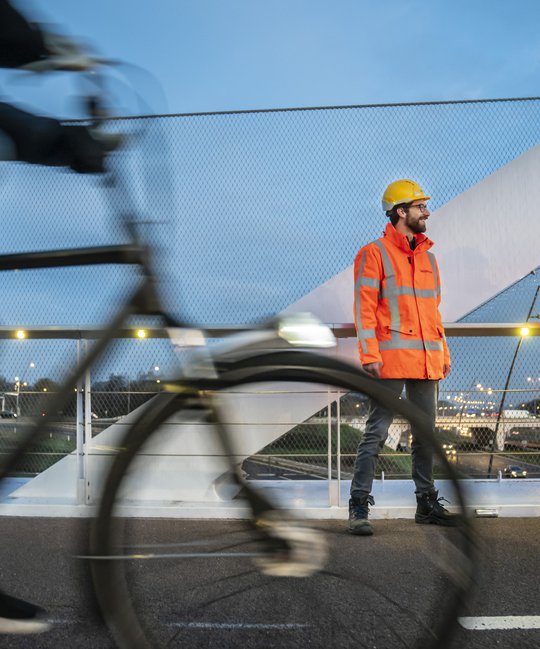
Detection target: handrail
<box><xmin>0</xmin><ymin>322</ymin><xmax>538</xmax><ymax>340</ymax></box>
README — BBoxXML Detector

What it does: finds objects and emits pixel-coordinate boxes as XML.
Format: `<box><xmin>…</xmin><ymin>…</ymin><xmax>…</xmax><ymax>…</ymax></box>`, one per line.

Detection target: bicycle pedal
<box><xmin>253</xmin><ymin>517</ymin><xmax>328</xmax><ymax>578</ymax></box>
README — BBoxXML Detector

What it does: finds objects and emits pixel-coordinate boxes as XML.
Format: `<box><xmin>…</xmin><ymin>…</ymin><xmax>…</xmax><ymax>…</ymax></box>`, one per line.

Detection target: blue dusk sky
<box><xmin>2</xmin><ymin>0</ymin><xmax>540</xmax><ymax>116</ymax></box>
<box><xmin>0</xmin><ymin>0</ymin><xmax>539</xmax><ymax>392</ymax></box>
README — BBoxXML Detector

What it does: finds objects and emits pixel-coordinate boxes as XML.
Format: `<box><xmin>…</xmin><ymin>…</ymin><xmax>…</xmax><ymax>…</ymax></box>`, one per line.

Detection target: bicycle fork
<box><xmin>205</xmin><ymin>401</ymin><xmax>328</xmax><ymax>578</ymax></box>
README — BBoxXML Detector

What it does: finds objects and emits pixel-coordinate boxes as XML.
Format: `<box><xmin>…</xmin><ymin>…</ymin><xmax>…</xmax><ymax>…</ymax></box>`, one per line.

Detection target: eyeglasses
<box><xmin>407</xmin><ymin>203</ymin><xmax>429</xmax><ymax>214</ymax></box>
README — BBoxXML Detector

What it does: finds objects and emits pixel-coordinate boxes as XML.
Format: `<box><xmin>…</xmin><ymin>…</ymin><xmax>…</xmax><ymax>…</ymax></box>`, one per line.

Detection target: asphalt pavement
<box><xmin>0</xmin><ymin>516</ymin><xmax>539</xmax><ymax>648</ymax></box>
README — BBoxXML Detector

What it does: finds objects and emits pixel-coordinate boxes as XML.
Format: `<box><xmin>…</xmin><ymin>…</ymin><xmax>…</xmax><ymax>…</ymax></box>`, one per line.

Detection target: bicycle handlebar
<box><xmin>0</xmin><ymin>244</ymin><xmax>147</xmax><ymax>270</ymax></box>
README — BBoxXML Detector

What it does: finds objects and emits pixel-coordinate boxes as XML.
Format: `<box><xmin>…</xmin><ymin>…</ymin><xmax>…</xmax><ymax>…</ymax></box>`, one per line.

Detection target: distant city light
<box><xmin>15</xmin><ymin>330</ymin><xmax>26</xmax><ymax>339</ymax></box>
<box><xmin>136</xmin><ymin>329</ymin><xmax>147</xmax><ymax>339</ymax></box>
<box><xmin>520</xmin><ymin>327</ymin><xmax>530</xmax><ymax>336</ymax></box>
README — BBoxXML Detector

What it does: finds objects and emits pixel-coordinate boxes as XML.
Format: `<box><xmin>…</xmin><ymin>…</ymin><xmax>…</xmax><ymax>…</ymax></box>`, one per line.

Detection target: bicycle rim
<box><xmin>90</xmin><ymin>352</ymin><xmax>477</xmax><ymax>649</ymax></box>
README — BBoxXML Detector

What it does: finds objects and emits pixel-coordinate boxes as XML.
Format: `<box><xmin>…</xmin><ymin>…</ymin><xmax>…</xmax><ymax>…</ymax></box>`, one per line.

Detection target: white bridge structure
<box><xmin>386</xmin><ymin>414</ymin><xmax>540</xmax><ymax>452</ymax></box>
<box><xmin>3</xmin><ymin>141</ymin><xmax>540</xmax><ymax>517</ymax></box>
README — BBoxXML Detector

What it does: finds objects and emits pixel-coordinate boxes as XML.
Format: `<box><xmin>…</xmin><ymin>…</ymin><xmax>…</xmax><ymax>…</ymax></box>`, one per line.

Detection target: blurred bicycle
<box><xmin>0</xmin><ymin>4</ymin><xmax>478</xmax><ymax>647</ymax></box>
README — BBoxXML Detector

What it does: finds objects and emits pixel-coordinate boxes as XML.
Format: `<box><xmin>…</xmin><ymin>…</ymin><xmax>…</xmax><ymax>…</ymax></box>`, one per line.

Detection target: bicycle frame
<box><xmin>0</xmin><ymin>238</ymin><xmax>324</xmax><ymax>520</ymax></box>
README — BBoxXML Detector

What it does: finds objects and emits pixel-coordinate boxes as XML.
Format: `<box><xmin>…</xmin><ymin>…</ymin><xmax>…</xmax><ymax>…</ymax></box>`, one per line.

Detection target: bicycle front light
<box><xmin>278</xmin><ymin>313</ymin><xmax>336</xmax><ymax>348</ymax></box>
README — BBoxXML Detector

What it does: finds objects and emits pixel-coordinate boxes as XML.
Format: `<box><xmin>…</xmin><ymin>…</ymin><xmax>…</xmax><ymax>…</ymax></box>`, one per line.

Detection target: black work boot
<box><xmin>415</xmin><ymin>490</ymin><xmax>458</xmax><ymax>526</ymax></box>
<box><xmin>348</xmin><ymin>495</ymin><xmax>375</xmax><ymax>536</ymax></box>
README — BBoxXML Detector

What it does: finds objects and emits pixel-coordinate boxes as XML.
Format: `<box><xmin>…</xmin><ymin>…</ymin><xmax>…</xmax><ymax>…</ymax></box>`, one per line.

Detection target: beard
<box><xmin>405</xmin><ymin>214</ymin><xmax>426</xmax><ymax>234</ymax></box>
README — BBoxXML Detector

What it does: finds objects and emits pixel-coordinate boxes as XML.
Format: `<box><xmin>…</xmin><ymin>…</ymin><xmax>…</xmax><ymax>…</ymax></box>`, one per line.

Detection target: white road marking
<box><xmin>459</xmin><ymin>616</ymin><xmax>540</xmax><ymax>630</ymax></box>
<box><xmin>46</xmin><ymin>619</ymin><xmax>307</xmax><ymax>631</ymax></box>
<box><xmin>170</xmin><ymin>622</ymin><xmax>308</xmax><ymax>630</ymax></box>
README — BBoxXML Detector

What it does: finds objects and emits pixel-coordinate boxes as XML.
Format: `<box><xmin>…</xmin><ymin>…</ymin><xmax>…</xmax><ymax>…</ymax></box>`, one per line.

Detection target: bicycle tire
<box><xmin>90</xmin><ymin>351</ymin><xmax>476</xmax><ymax>649</ymax></box>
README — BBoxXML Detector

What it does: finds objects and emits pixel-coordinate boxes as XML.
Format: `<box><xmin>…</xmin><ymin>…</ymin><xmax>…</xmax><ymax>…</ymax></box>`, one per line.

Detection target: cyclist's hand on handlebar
<box><xmin>362</xmin><ymin>362</ymin><xmax>382</xmax><ymax>379</ymax></box>
<box><xmin>21</xmin><ymin>31</ymin><xmax>105</xmax><ymax>72</ymax></box>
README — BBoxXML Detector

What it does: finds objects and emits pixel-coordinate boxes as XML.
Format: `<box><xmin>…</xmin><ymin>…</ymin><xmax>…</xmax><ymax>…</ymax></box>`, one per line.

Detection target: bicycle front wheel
<box><xmin>90</xmin><ymin>351</ymin><xmax>476</xmax><ymax>649</ymax></box>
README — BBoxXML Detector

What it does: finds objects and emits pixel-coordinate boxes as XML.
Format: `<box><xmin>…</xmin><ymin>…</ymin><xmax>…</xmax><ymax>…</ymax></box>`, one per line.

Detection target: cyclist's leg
<box><xmin>0</xmin><ymin>0</ymin><xmax>47</xmax><ymax>68</ymax></box>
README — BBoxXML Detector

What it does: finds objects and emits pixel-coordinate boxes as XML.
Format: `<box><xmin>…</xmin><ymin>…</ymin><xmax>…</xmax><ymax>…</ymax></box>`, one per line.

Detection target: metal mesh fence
<box><xmin>3</xmin><ymin>97</ymin><xmax>540</xmax><ymax>326</ymax></box>
<box><xmin>1</xmin><ymin>98</ymin><xmax>539</xmax><ymax>484</ymax></box>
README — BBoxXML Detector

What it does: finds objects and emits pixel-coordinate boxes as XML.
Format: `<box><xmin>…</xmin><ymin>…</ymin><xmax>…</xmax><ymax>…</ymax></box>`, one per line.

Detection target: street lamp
<box><xmin>14</xmin><ymin>363</ymin><xmax>36</xmax><ymax>417</ymax></box>
<box><xmin>14</xmin><ymin>377</ymin><xmax>20</xmax><ymax>417</ymax></box>
<box><xmin>13</xmin><ymin>377</ymin><xmax>27</xmax><ymax>417</ymax></box>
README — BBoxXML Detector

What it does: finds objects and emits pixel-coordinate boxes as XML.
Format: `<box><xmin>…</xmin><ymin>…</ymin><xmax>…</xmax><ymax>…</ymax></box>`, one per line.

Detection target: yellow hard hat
<box><xmin>382</xmin><ymin>179</ymin><xmax>430</xmax><ymax>212</ymax></box>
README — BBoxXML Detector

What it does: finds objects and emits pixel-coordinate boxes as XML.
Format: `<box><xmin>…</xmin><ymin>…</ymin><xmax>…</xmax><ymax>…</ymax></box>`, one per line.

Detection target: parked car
<box><xmin>503</xmin><ymin>465</ymin><xmax>527</xmax><ymax>478</ymax></box>
<box><xmin>0</xmin><ymin>410</ymin><xmax>17</xmax><ymax>418</ymax></box>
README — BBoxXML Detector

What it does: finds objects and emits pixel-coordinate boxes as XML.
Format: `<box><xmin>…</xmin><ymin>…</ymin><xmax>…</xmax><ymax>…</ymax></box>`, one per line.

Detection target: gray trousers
<box><xmin>350</xmin><ymin>379</ymin><xmax>438</xmax><ymax>499</ymax></box>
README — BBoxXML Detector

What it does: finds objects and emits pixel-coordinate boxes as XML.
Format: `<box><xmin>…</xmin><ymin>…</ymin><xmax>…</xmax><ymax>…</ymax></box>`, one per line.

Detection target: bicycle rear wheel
<box><xmin>90</xmin><ymin>351</ymin><xmax>476</xmax><ymax>649</ymax></box>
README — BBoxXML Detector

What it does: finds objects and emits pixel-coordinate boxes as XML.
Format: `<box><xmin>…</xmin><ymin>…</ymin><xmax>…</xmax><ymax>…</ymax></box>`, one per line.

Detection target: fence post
<box><xmin>327</xmin><ymin>388</ymin><xmax>332</xmax><ymax>506</ymax></box>
<box><xmin>84</xmin><ymin>342</ymin><xmax>92</xmax><ymax>505</ymax></box>
<box><xmin>327</xmin><ymin>389</ymin><xmax>339</xmax><ymax>507</ymax></box>
<box><xmin>336</xmin><ymin>391</ymin><xmax>341</xmax><ymax>507</ymax></box>
<box><xmin>76</xmin><ymin>340</ymin><xmax>85</xmax><ymax>505</ymax></box>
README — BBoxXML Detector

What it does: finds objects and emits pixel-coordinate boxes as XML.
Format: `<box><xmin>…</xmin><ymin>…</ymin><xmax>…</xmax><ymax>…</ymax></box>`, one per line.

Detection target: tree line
<box><xmin>0</xmin><ymin>372</ymin><xmax>162</xmax><ymax>419</ymax></box>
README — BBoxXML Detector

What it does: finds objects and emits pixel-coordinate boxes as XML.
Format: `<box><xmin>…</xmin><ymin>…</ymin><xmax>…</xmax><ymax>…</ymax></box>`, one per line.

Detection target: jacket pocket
<box><xmin>387</xmin><ymin>326</ymin><xmax>417</xmax><ymax>336</ymax></box>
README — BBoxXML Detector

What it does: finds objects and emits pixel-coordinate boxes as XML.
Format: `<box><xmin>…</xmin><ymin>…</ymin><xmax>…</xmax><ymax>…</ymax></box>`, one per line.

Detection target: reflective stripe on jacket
<box><xmin>353</xmin><ymin>223</ymin><xmax>451</xmax><ymax>380</ymax></box>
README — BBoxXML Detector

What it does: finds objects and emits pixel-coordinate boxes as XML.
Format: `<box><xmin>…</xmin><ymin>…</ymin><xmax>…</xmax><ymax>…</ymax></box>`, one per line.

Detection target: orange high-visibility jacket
<box><xmin>353</xmin><ymin>223</ymin><xmax>450</xmax><ymax>380</ymax></box>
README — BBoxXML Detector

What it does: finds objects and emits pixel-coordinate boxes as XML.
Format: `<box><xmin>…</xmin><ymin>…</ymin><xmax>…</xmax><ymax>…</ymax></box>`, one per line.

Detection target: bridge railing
<box><xmin>0</xmin><ymin>322</ymin><xmax>538</xmax><ymax>508</ymax></box>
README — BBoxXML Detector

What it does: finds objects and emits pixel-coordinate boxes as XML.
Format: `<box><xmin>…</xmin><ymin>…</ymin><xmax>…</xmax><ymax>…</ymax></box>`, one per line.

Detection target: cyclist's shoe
<box><xmin>0</xmin><ymin>591</ymin><xmax>50</xmax><ymax>634</ymax></box>
<box><xmin>348</xmin><ymin>495</ymin><xmax>375</xmax><ymax>536</ymax></box>
<box><xmin>415</xmin><ymin>490</ymin><xmax>458</xmax><ymax>527</ymax></box>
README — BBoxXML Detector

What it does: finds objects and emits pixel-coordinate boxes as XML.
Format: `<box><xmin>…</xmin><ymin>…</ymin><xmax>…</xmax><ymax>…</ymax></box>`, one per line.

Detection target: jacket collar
<box><xmin>382</xmin><ymin>222</ymin><xmax>433</xmax><ymax>253</ymax></box>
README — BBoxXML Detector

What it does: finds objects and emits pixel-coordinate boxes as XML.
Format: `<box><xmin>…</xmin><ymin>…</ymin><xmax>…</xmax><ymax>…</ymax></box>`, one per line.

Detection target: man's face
<box><xmin>404</xmin><ymin>200</ymin><xmax>430</xmax><ymax>234</ymax></box>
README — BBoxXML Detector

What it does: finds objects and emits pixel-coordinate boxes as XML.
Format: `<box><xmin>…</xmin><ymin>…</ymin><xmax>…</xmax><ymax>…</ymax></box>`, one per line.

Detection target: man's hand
<box><xmin>363</xmin><ymin>362</ymin><xmax>382</xmax><ymax>378</ymax></box>
<box><xmin>443</xmin><ymin>364</ymin><xmax>452</xmax><ymax>378</ymax></box>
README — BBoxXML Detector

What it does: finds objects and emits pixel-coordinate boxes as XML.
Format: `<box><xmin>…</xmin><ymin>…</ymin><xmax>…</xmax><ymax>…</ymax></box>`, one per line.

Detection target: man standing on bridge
<box><xmin>349</xmin><ymin>179</ymin><xmax>456</xmax><ymax>535</ymax></box>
